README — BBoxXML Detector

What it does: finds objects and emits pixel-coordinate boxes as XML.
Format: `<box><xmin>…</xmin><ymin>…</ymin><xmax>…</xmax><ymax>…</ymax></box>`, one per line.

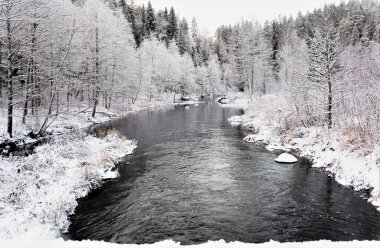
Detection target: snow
<box><xmin>229</xmin><ymin>115</ymin><xmax>244</xmax><ymax>126</ymax></box>
<box><xmin>0</xmin><ymin>130</ymin><xmax>137</xmax><ymax>239</ymax></box>
<box><xmin>1</xmin><ymin>239</ymin><xmax>379</xmax><ymax>248</ymax></box>
<box><xmin>275</xmin><ymin>153</ymin><xmax>298</xmax><ymax>163</ymax></box>
<box><xmin>227</xmin><ymin>93</ymin><xmax>380</xmax><ymax>211</ymax></box>
<box><xmin>0</xmin><ymin>97</ymin><xmax>203</xmax><ymax>140</ymax></box>
<box><xmin>0</xmin><ymin>95</ymin><xmax>204</xmax><ymax>240</ymax></box>
<box><xmin>0</xmin><ymin>96</ymin><xmax>205</xmax><ymax>240</ymax></box>
<box><xmin>218</xmin><ymin>92</ymin><xmax>250</xmax><ymax>108</ymax></box>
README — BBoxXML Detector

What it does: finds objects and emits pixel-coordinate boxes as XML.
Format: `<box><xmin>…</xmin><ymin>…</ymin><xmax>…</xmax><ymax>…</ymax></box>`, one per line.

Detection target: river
<box><xmin>68</xmin><ymin>102</ymin><xmax>380</xmax><ymax>244</ymax></box>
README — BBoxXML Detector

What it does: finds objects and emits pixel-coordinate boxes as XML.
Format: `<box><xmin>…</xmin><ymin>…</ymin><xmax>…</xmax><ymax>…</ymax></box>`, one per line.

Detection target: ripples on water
<box><xmin>68</xmin><ymin>102</ymin><xmax>380</xmax><ymax>244</ymax></box>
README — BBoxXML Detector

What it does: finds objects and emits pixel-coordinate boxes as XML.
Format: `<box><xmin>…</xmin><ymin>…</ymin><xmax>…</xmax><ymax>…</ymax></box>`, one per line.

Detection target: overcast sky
<box><xmin>133</xmin><ymin>0</ymin><xmax>348</xmax><ymax>34</ymax></box>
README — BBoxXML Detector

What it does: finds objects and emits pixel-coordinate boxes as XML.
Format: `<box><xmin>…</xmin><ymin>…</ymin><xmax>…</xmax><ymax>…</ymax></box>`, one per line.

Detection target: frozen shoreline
<box><xmin>1</xmin><ymin>238</ymin><xmax>380</xmax><ymax>248</ymax></box>
<box><xmin>223</xmin><ymin>93</ymin><xmax>380</xmax><ymax>211</ymax></box>
<box><xmin>1</xmin><ymin>96</ymin><xmax>379</xmax><ymax>247</ymax></box>
<box><xmin>0</xmin><ymin>129</ymin><xmax>137</xmax><ymax>239</ymax></box>
<box><xmin>0</xmin><ymin>99</ymin><xmax>200</xmax><ymax>240</ymax></box>
<box><xmin>0</xmin><ymin>98</ymin><xmax>203</xmax><ymax>158</ymax></box>
<box><xmin>0</xmin><ymin>98</ymin><xmax>203</xmax><ymax>148</ymax></box>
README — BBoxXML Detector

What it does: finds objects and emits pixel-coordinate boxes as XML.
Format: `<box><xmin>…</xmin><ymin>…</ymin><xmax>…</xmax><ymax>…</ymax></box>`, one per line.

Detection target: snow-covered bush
<box><xmin>0</xmin><ymin>130</ymin><xmax>136</xmax><ymax>239</ymax></box>
<box><xmin>227</xmin><ymin>93</ymin><xmax>380</xmax><ymax>211</ymax></box>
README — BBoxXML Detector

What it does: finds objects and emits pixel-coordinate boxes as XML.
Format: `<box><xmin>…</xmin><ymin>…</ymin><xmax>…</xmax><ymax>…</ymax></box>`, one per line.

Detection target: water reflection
<box><xmin>69</xmin><ymin>102</ymin><xmax>380</xmax><ymax>244</ymax></box>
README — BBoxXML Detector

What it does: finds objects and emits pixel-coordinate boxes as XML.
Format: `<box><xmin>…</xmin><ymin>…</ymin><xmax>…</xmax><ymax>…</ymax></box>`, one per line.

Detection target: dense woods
<box><xmin>0</xmin><ymin>0</ymin><xmax>222</xmax><ymax>137</ymax></box>
<box><xmin>216</xmin><ymin>0</ymin><xmax>380</xmax><ymax>143</ymax></box>
<box><xmin>0</xmin><ymin>0</ymin><xmax>380</xmax><ymax>143</ymax></box>
<box><xmin>1</xmin><ymin>0</ymin><xmax>380</xmax><ymax>242</ymax></box>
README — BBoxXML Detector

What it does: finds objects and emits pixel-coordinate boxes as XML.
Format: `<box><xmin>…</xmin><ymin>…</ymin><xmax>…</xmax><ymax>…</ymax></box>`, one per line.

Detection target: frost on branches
<box><xmin>0</xmin><ymin>0</ymin><xmax>223</xmax><ymax>138</ymax></box>
<box><xmin>0</xmin><ymin>130</ymin><xmax>136</xmax><ymax>239</ymax></box>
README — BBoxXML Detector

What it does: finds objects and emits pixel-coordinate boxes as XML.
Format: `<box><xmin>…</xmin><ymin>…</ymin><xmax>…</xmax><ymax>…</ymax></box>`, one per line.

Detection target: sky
<box><xmin>133</xmin><ymin>0</ymin><xmax>348</xmax><ymax>34</ymax></box>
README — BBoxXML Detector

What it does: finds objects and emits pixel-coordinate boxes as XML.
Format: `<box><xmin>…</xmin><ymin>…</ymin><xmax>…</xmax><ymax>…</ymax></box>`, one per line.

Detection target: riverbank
<box><xmin>223</xmin><ymin>92</ymin><xmax>380</xmax><ymax>211</ymax></box>
<box><xmin>0</xmin><ymin>129</ymin><xmax>137</xmax><ymax>239</ymax></box>
<box><xmin>1</xmin><ymin>98</ymin><xmax>379</xmax><ymax>247</ymax></box>
<box><xmin>0</xmin><ymin>98</ymin><xmax>199</xmax><ymax>239</ymax></box>
<box><xmin>0</xmin><ymin>97</ymin><xmax>201</xmax><ymax>155</ymax></box>
<box><xmin>2</xmin><ymin>238</ymin><xmax>380</xmax><ymax>248</ymax></box>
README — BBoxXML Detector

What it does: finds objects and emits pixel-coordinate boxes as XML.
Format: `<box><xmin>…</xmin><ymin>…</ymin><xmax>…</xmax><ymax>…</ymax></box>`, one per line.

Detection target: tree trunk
<box><xmin>92</xmin><ymin>90</ymin><xmax>98</xmax><ymax>118</ymax></box>
<box><xmin>0</xmin><ymin>76</ymin><xmax>2</xmax><ymax>98</ymax></box>
<box><xmin>7</xmin><ymin>76</ymin><xmax>13</xmax><ymax>137</ymax></box>
<box><xmin>327</xmin><ymin>76</ymin><xmax>333</xmax><ymax>129</ymax></box>
<box><xmin>92</xmin><ymin>24</ymin><xmax>100</xmax><ymax>118</ymax></box>
<box><xmin>250</xmin><ymin>64</ymin><xmax>254</xmax><ymax>95</ymax></box>
<box><xmin>6</xmin><ymin>5</ymin><xmax>13</xmax><ymax>137</ymax></box>
<box><xmin>0</xmin><ymin>40</ymin><xmax>2</xmax><ymax>98</ymax></box>
<box><xmin>22</xmin><ymin>74</ymin><xmax>29</xmax><ymax>124</ymax></box>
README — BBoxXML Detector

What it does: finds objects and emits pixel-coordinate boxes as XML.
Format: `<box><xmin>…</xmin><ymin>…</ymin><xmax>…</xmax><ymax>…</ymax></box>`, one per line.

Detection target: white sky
<box><xmin>133</xmin><ymin>0</ymin><xmax>348</xmax><ymax>34</ymax></box>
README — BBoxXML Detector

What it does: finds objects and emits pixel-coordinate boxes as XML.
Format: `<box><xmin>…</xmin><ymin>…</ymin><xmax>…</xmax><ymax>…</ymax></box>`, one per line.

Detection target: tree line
<box><xmin>0</xmin><ymin>0</ymin><xmax>223</xmax><ymax>137</ymax></box>
<box><xmin>215</xmin><ymin>0</ymin><xmax>380</xmax><ymax>142</ymax></box>
<box><xmin>1</xmin><ymin>0</ymin><xmax>379</xmax><ymax>142</ymax></box>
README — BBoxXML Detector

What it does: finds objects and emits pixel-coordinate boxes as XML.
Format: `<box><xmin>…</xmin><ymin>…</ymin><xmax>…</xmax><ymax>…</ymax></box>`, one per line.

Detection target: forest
<box><xmin>0</xmin><ymin>0</ymin><xmax>222</xmax><ymax>138</ymax></box>
<box><xmin>1</xmin><ymin>0</ymin><xmax>380</xmax><ymax>245</ymax></box>
<box><xmin>0</xmin><ymin>0</ymin><xmax>379</xmax><ymax>143</ymax></box>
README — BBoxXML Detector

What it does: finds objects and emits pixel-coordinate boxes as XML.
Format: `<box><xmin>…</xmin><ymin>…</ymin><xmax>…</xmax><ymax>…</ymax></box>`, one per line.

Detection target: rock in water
<box><xmin>275</xmin><ymin>153</ymin><xmax>298</xmax><ymax>163</ymax></box>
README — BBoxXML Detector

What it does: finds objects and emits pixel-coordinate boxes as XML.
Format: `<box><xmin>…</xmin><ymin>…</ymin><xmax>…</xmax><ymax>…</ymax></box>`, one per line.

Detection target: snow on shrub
<box><xmin>228</xmin><ymin>94</ymin><xmax>380</xmax><ymax>211</ymax></box>
<box><xmin>0</xmin><ymin>130</ymin><xmax>136</xmax><ymax>239</ymax></box>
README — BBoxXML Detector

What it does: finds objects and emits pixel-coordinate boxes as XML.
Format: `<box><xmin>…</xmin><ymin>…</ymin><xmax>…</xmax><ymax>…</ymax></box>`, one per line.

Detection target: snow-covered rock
<box><xmin>227</xmin><ymin>93</ymin><xmax>380</xmax><ymax>210</ymax></box>
<box><xmin>243</xmin><ymin>134</ymin><xmax>256</xmax><ymax>143</ymax></box>
<box><xmin>229</xmin><ymin>116</ymin><xmax>243</xmax><ymax>126</ymax></box>
<box><xmin>275</xmin><ymin>153</ymin><xmax>298</xmax><ymax>163</ymax></box>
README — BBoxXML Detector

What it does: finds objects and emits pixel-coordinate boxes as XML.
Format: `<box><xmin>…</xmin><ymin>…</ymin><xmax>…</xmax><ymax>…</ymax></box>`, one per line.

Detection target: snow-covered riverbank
<box><xmin>0</xmin><ymin>98</ymin><xmax>201</xmax><ymax>240</ymax></box>
<box><xmin>0</xmin><ymin>97</ymin><xmax>201</xmax><ymax>144</ymax></box>
<box><xmin>0</xmin><ymin>129</ymin><xmax>137</xmax><ymax>239</ymax></box>
<box><xmin>223</xmin><ymin>93</ymin><xmax>380</xmax><ymax>211</ymax></box>
<box><xmin>2</xmin><ymin>238</ymin><xmax>380</xmax><ymax>248</ymax></box>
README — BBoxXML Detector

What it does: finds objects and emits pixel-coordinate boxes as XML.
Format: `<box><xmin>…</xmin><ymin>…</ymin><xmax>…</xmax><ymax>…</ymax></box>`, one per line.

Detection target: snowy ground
<box><xmin>0</xmin><ymin>96</ymin><xmax>202</xmax><ymax>141</ymax></box>
<box><xmin>0</xmin><ymin>129</ymin><xmax>137</xmax><ymax>239</ymax></box>
<box><xmin>0</xmin><ymin>97</ymin><xmax>200</xmax><ymax>240</ymax></box>
<box><xmin>1</xmin><ymin>95</ymin><xmax>379</xmax><ymax>247</ymax></box>
<box><xmin>223</xmin><ymin>92</ymin><xmax>380</xmax><ymax>211</ymax></box>
<box><xmin>1</xmin><ymin>239</ymin><xmax>380</xmax><ymax>248</ymax></box>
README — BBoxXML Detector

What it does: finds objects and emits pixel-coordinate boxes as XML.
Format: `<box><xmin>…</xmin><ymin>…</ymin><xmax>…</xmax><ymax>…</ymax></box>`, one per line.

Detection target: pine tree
<box><xmin>167</xmin><ymin>7</ymin><xmax>177</xmax><ymax>41</ymax></box>
<box><xmin>263</xmin><ymin>21</ymin><xmax>280</xmax><ymax>80</ymax></box>
<box><xmin>119</xmin><ymin>0</ymin><xmax>128</xmax><ymax>20</ymax></box>
<box><xmin>271</xmin><ymin>21</ymin><xmax>280</xmax><ymax>80</ymax></box>
<box><xmin>162</xmin><ymin>7</ymin><xmax>169</xmax><ymax>45</ymax></box>
<box><xmin>190</xmin><ymin>18</ymin><xmax>202</xmax><ymax>66</ymax></box>
<box><xmin>119</xmin><ymin>0</ymin><xmax>138</xmax><ymax>46</ymax></box>
<box><xmin>145</xmin><ymin>1</ymin><xmax>156</xmax><ymax>37</ymax></box>
<box><xmin>138</xmin><ymin>4</ymin><xmax>146</xmax><ymax>43</ymax></box>
<box><xmin>176</xmin><ymin>18</ymin><xmax>190</xmax><ymax>55</ymax></box>
<box><xmin>164</xmin><ymin>7</ymin><xmax>169</xmax><ymax>23</ymax></box>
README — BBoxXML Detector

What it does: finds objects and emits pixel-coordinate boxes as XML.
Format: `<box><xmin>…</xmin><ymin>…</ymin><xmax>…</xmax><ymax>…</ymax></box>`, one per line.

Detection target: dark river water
<box><xmin>68</xmin><ymin>102</ymin><xmax>380</xmax><ymax>244</ymax></box>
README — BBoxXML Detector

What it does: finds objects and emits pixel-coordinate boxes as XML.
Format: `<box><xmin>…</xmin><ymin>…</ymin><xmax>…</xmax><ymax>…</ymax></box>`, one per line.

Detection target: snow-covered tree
<box><xmin>307</xmin><ymin>24</ymin><xmax>343</xmax><ymax>129</ymax></box>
